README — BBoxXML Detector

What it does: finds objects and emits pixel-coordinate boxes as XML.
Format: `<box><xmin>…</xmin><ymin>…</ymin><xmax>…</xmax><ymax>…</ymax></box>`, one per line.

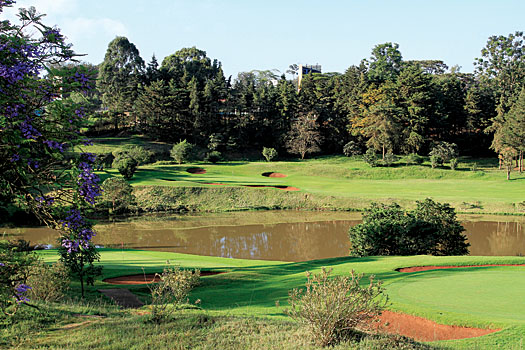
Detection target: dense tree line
<box><xmin>90</xmin><ymin>33</ymin><xmax>524</xmax><ymax>163</ymax></box>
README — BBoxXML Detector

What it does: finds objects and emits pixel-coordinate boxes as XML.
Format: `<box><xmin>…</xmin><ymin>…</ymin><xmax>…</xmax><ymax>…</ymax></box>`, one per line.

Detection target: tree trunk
<box><xmin>507</xmin><ymin>167</ymin><xmax>511</xmax><ymax>180</ymax></box>
<box><xmin>382</xmin><ymin>145</ymin><xmax>385</xmax><ymax>160</ymax></box>
<box><xmin>520</xmin><ymin>150</ymin><xmax>523</xmax><ymax>173</ymax></box>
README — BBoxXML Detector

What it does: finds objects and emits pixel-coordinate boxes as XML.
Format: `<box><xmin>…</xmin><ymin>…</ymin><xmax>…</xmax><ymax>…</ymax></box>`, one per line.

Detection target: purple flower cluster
<box><xmin>60</xmin><ymin>209</ymin><xmax>96</xmax><ymax>253</ymax></box>
<box><xmin>78</xmin><ymin>160</ymin><xmax>101</xmax><ymax>205</ymax></box>
<box><xmin>14</xmin><ymin>284</ymin><xmax>31</xmax><ymax>304</ymax></box>
<box><xmin>28</xmin><ymin>159</ymin><xmax>39</xmax><ymax>169</ymax></box>
<box><xmin>72</xmin><ymin>72</ymin><xmax>93</xmax><ymax>91</ymax></box>
<box><xmin>43</xmin><ymin>139</ymin><xmax>66</xmax><ymax>152</ymax></box>
<box><xmin>74</xmin><ymin>107</ymin><xmax>86</xmax><ymax>118</ymax></box>
<box><xmin>20</xmin><ymin>117</ymin><xmax>41</xmax><ymax>139</ymax></box>
<box><xmin>42</xmin><ymin>28</ymin><xmax>64</xmax><ymax>43</ymax></box>
<box><xmin>0</xmin><ymin>262</ymin><xmax>5</xmax><ymax>267</ymax></box>
<box><xmin>10</xmin><ymin>154</ymin><xmax>20</xmax><ymax>162</ymax></box>
<box><xmin>36</xmin><ymin>195</ymin><xmax>54</xmax><ymax>207</ymax></box>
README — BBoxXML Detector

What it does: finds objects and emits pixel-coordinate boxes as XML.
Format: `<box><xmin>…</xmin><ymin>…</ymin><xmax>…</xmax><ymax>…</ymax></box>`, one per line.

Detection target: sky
<box><xmin>4</xmin><ymin>0</ymin><xmax>525</xmax><ymax>79</ymax></box>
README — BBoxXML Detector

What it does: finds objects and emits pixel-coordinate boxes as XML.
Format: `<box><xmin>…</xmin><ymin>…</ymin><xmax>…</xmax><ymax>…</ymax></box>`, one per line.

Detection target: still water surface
<box><xmin>2</xmin><ymin>211</ymin><xmax>524</xmax><ymax>261</ymax></box>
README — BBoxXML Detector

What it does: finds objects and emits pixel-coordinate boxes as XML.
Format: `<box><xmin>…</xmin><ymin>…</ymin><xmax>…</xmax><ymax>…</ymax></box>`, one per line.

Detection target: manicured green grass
<box><xmin>97</xmin><ymin>156</ymin><xmax>525</xmax><ymax>214</ymax></box>
<box><xmin>27</xmin><ymin>250</ymin><xmax>525</xmax><ymax>349</ymax></box>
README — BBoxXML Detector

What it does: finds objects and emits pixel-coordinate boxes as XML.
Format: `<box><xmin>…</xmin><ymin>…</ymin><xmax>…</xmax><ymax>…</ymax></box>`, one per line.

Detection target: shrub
<box><xmin>94</xmin><ymin>153</ymin><xmax>114</xmax><ymax>170</ymax></box>
<box><xmin>449</xmin><ymin>158</ymin><xmax>458</xmax><ymax>170</ymax></box>
<box><xmin>405</xmin><ymin>153</ymin><xmax>423</xmax><ymax>165</ymax></box>
<box><xmin>349</xmin><ymin>199</ymin><xmax>469</xmax><ymax>257</ymax></box>
<box><xmin>343</xmin><ymin>141</ymin><xmax>362</xmax><ymax>157</ymax></box>
<box><xmin>363</xmin><ymin>148</ymin><xmax>378</xmax><ymax>167</ymax></box>
<box><xmin>205</xmin><ymin>151</ymin><xmax>222</xmax><ymax>164</ymax></box>
<box><xmin>115</xmin><ymin>157</ymin><xmax>138</xmax><ymax>180</ymax></box>
<box><xmin>430</xmin><ymin>154</ymin><xmax>441</xmax><ymax>168</ymax></box>
<box><xmin>170</xmin><ymin>140</ymin><xmax>195</xmax><ymax>165</ymax></box>
<box><xmin>26</xmin><ymin>261</ymin><xmax>69</xmax><ymax>302</ymax></box>
<box><xmin>284</xmin><ymin>268</ymin><xmax>387</xmax><ymax>347</ymax></box>
<box><xmin>382</xmin><ymin>152</ymin><xmax>397</xmax><ymax>167</ymax></box>
<box><xmin>149</xmin><ymin>266</ymin><xmax>200</xmax><ymax>323</ymax></box>
<box><xmin>0</xmin><ymin>240</ymin><xmax>37</xmax><ymax>315</ymax></box>
<box><xmin>470</xmin><ymin>162</ymin><xmax>478</xmax><ymax>172</ymax></box>
<box><xmin>112</xmin><ymin>145</ymin><xmax>154</xmax><ymax>166</ymax></box>
<box><xmin>262</xmin><ymin>147</ymin><xmax>278</xmax><ymax>162</ymax></box>
<box><xmin>100</xmin><ymin>177</ymin><xmax>136</xmax><ymax>213</ymax></box>
<box><xmin>429</xmin><ymin>141</ymin><xmax>458</xmax><ymax>164</ymax></box>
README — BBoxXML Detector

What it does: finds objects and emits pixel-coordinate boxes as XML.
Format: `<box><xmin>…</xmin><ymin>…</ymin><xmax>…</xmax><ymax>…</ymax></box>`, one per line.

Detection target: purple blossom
<box><xmin>36</xmin><ymin>195</ymin><xmax>54</xmax><ymax>207</ymax></box>
<box><xmin>28</xmin><ymin>159</ymin><xmax>39</xmax><ymax>169</ymax></box>
<box><xmin>0</xmin><ymin>262</ymin><xmax>5</xmax><ymax>267</ymax></box>
<box><xmin>77</xmin><ymin>159</ymin><xmax>101</xmax><ymax>205</ymax></box>
<box><xmin>82</xmin><ymin>138</ymin><xmax>93</xmax><ymax>146</ymax></box>
<box><xmin>14</xmin><ymin>283</ymin><xmax>32</xmax><ymax>304</ymax></box>
<box><xmin>10</xmin><ymin>154</ymin><xmax>20</xmax><ymax>162</ymax></box>
<box><xmin>74</xmin><ymin>108</ymin><xmax>86</xmax><ymax>118</ymax></box>
<box><xmin>42</xmin><ymin>28</ymin><xmax>64</xmax><ymax>43</ymax></box>
<box><xmin>20</xmin><ymin>117</ymin><xmax>41</xmax><ymax>139</ymax></box>
<box><xmin>43</xmin><ymin>139</ymin><xmax>66</xmax><ymax>152</ymax></box>
<box><xmin>60</xmin><ymin>209</ymin><xmax>97</xmax><ymax>253</ymax></box>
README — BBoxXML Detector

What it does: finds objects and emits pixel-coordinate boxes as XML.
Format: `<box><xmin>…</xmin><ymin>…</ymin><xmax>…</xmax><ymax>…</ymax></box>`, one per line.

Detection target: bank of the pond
<box><xmin>94</xmin><ymin>157</ymin><xmax>525</xmax><ymax>216</ymax></box>
<box><xmin>34</xmin><ymin>250</ymin><xmax>525</xmax><ymax>349</ymax></box>
<box><xmin>130</xmin><ymin>185</ymin><xmax>525</xmax><ymax>216</ymax></box>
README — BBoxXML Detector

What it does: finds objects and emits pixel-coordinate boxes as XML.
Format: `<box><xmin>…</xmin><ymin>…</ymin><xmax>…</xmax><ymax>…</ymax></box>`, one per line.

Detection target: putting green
<box><xmin>388</xmin><ymin>267</ymin><xmax>525</xmax><ymax>323</ymax></box>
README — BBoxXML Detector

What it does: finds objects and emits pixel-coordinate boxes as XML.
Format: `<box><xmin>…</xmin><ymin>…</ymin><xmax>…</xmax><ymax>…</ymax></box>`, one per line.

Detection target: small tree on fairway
<box><xmin>286</xmin><ymin>113</ymin><xmax>322</xmax><ymax>159</ymax></box>
<box><xmin>170</xmin><ymin>140</ymin><xmax>195</xmax><ymax>164</ymax></box>
<box><xmin>100</xmin><ymin>177</ymin><xmax>135</xmax><ymax>213</ymax></box>
<box><xmin>262</xmin><ymin>147</ymin><xmax>278</xmax><ymax>162</ymax></box>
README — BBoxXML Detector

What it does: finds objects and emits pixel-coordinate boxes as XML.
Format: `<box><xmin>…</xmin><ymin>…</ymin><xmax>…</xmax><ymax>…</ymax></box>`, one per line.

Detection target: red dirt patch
<box><xmin>187</xmin><ymin>167</ymin><xmax>206</xmax><ymax>174</ymax></box>
<box><xmin>262</xmin><ymin>172</ymin><xmax>287</xmax><ymax>178</ymax></box>
<box><xmin>103</xmin><ymin>271</ymin><xmax>224</xmax><ymax>285</ymax></box>
<box><xmin>378</xmin><ymin>310</ymin><xmax>500</xmax><ymax>342</ymax></box>
<box><xmin>397</xmin><ymin>264</ymin><xmax>525</xmax><ymax>273</ymax></box>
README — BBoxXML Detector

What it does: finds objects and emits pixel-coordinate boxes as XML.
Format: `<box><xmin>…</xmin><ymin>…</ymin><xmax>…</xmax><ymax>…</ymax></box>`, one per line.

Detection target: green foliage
<box><xmin>363</xmin><ymin>148</ymin><xmax>378</xmax><ymax>167</ymax></box>
<box><xmin>286</xmin><ymin>113</ymin><xmax>322</xmax><ymax>159</ymax></box>
<box><xmin>405</xmin><ymin>153</ymin><xmax>423</xmax><ymax>165</ymax></box>
<box><xmin>382</xmin><ymin>152</ymin><xmax>397</xmax><ymax>167</ymax></box>
<box><xmin>26</xmin><ymin>261</ymin><xmax>69</xmax><ymax>302</ymax></box>
<box><xmin>0</xmin><ymin>241</ymin><xmax>37</xmax><ymax>315</ymax></box>
<box><xmin>115</xmin><ymin>157</ymin><xmax>138</xmax><ymax>180</ymax></box>
<box><xmin>205</xmin><ymin>151</ymin><xmax>222</xmax><ymax>164</ymax></box>
<box><xmin>170</xmin><ymin>140</ymin><xmax>195</xmax><ymax>164</ymax></box>
<box><xmin>449</xmin><ymin>158</ymin><xmax>459</xmax><ymax>170</ymax></box>
<box><xmin>262</xmin><ymin>147</ymin><xmax>278</xmax><ymax>162</ymax></box>
<box><xmin>470</xmin><ymin>162</ymin><xmax>478</xmax><ymax>171</ymax></box>
<box><xmin>343</xmin><ymin>141</ymin><xmax>362</xmax><ymax>156</ymax></box>
<box><xmin>100</xmin><ymin>177</ymin><xmax>136</xmax><ymax>213</ymax></box>
<box><xmin>112</xmin><ymin>145</ymin><xmax>154</xmax><ymax>166</ymax></box>
<box><xmin>349</xmin><ymin>198</ymin><xmax>469</xmax><ymax>257</ymax></box>
<box><xmin>149</xmin><ymin>266</ymin><xmax>201</xmax><ymax>323</ymax></box>
<box><xmin>284</xmin><ymin>268</ymin><xmax>387</xmax><ymax>347</ymax></box>
<box><xmin>429</xmin><ymin>141</ymin><xmax>458</xmax><ymax>164</ymax></box>
<box><xmin>430</xmin><ymin>154</ymin><xmax>441</xmax><ymax>168</ymax></box>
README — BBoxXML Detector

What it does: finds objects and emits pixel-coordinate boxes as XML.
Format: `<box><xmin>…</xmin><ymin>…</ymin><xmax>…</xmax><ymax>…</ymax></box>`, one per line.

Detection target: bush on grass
<box><xmin>349</xmin><ymin>198</ymin><xmax>469</xmax><ymax>257</ymax></box>
<box><xmin>149</xmin><ymin>266</ymin><xmax>200</xmax><ymax>323</ymax></box>
<box><xmin>112</xmin><ymin>145</ymin><xmax>154</xmax><ymax>166</ymax></box>
<box><xmin>343</xmin><ymin>141</ymin><xmax>362</xmax><ymax>157</ymax></box>
<box><xmin>284</xmin><ymin>267</ymin><xmax>387</xmax><ymax>347</ymax></box>
<box><xmin>170</xmin><ymin>140</ymin><xmax>195</xmax><ymax>164</ymax></box>
<box><xmin>382</xmin><ymin>152</ymin><xmax>397</xmax><ymax>167</ymax></box>
<box><xmin>115</xmin><ymin>157</ymin><xmax>138</xmax><ymax>180</ymax></box>
<box><xmin>27</xmin><ymin>261</ymin><xmax>69</xmax><ymax>302</ymax></box>
<box><xmin>363</xmin><ymin>148</ymin><xmax>378</xmax><ymax>167</ymax></box>
<box><xmin>262</xmin><ymin>147</ymin><xmax>278</xmax><ymax>162</ymax></box>
<box><xmin>449</xmin><ymin>158</ymin><xmax>459</xmax><ymax>170</ymax></box>
<box><xmin>405</xmin><ymin>153</ymin><xmax>423</xmax><ymax>165</ymax></box>
<box><xmin>99</xmin><ymin>177</ymin><xmax>136</xmax><ymax>214</ymax></box>
<box><xmin>205</xmin><ymin>151</ymin><xmax>222</xmax><ymax>164</ymax></box>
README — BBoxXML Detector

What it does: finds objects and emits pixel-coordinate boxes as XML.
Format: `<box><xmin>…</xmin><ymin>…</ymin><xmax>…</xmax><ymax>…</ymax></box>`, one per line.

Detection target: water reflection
<box><xmin>2</xmin><ymin>212</ymin><xmax>524</xmax><ymax>261</ymax></box>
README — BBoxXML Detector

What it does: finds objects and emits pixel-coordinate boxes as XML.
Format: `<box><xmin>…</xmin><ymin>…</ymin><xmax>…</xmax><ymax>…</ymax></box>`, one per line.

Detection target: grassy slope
<box><xmin>35</xmin><ymin>250</ymin><xmax>525</xmax><ymax>349</ymax></box>
<box><xmin>96</xmin><ymin>155</ymin><xmax>525</xmax><ymax>214</ymax></box>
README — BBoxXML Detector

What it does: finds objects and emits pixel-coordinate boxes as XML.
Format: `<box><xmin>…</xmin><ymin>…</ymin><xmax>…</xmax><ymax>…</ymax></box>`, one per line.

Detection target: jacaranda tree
<box><xmin>0</xmin><ymin>0</ymin><xmax>101</xmax><ymax>301</ymax></box>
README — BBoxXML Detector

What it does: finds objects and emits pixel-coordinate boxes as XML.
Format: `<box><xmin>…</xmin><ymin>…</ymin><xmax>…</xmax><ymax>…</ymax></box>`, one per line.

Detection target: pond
<box><xmin>2</xmin><ymin>211</ymin><xmax>524</xmax><ymax>261</ymax></box>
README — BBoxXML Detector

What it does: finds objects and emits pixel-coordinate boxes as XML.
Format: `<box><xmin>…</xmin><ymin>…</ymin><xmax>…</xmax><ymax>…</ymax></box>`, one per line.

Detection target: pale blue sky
<box><xmin>5</xmin><ymin>0</ymin><xmax>525</xmax><ymax>78</ymax></box>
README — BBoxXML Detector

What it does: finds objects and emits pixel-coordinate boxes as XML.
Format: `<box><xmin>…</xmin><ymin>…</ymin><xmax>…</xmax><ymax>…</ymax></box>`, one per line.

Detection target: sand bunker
<box><xmin>103</xmin><ymin>271</ymin><xmax>224</xmax><ymax>285</ymax></box>
<box><xmin>243</xmin><ymin>184</ymin><xmax>299</xmax><ymax>191</ymax></box>
<box><xmin>397</xmin><ymin>264</ymin><xmax>525</xmax><ymax>273</ymax></box>
<box><xmin>262</xmin><ymin>172</ymin><xmax>287</xmax><ymax>178</ymax></box>
<box><xmin>187</xmin><ymin>167</ymin><xmax>206</xmax><ymax>174</ymax></box>
<box><xmin>378</xmin><ymin>310</ymin><xmax>499</xmax><ymax>341</ymax></box>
